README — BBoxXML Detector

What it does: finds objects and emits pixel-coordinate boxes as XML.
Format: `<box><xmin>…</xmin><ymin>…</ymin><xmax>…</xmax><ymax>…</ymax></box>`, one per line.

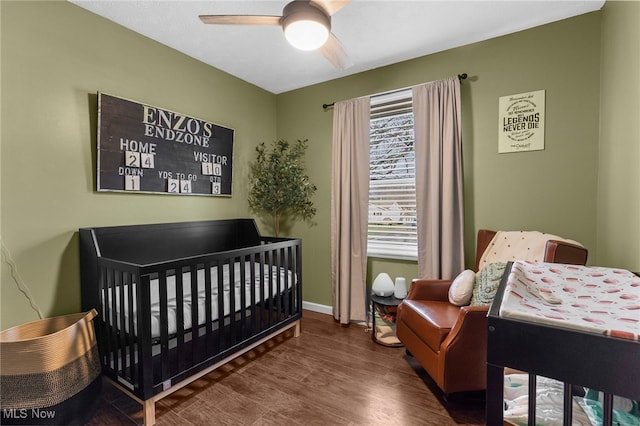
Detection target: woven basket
<box><xmin>0</xmin><ymin>309</ymin><xmax>102</xmax><ymax>425</ymax></box>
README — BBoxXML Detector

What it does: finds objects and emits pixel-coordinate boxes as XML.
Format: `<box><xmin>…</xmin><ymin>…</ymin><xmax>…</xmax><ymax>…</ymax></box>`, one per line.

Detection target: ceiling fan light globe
<box><xmin>284</xmin><ymin>19</ymin><xmax>329</xmax><ymax>51</ymax></box>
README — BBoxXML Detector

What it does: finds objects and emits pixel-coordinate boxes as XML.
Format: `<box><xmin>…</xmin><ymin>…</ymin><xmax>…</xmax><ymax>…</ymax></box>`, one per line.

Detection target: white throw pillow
<box><xmin>448</xmin><ymin>269</ymin><xmax>476</xmax><ymax>306</ymax></box>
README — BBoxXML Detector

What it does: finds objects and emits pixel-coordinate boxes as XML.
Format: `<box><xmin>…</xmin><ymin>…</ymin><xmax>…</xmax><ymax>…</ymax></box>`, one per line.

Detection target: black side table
<box><xmin>371</xmin><ymin>295</ymin><xmax>404</xmax><ymax>347</ymax></box>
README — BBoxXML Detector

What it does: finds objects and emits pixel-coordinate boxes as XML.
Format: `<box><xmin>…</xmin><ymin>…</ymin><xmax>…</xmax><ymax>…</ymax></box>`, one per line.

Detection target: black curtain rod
<box><xmin>322</xmin><ymin>73</ymin><xmax>468</xmax><ymax>110</ymax></box>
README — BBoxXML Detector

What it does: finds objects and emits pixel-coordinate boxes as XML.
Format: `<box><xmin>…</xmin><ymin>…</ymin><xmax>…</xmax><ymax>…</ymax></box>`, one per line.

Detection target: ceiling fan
<box><xmin>199</xmin><ymin>0</ymin><xmax>353</xmax><ymax>70</ymax></box>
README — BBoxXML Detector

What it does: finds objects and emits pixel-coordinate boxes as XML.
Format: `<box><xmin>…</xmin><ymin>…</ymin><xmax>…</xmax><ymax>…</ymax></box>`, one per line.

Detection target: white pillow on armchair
<box><xmin>448</xmin><ymin>269</ymin><xmax>476</xmax><ymax>306</ymax></box>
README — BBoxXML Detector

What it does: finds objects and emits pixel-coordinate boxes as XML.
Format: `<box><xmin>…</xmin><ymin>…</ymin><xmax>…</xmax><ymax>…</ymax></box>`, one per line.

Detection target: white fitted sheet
<box><xmin>107</xmin><ymin>261</ymin><xmax>294</xmax><ymax>338</ymax></box>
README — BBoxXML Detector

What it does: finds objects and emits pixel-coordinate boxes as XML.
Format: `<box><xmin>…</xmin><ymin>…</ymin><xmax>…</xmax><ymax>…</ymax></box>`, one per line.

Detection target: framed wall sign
<box><xmin>97</xmin><ymin>93</ymin><xmax>234</xmax><ymax>196</ymax></box>
<box><xmin>498</xmin><ymin>90</ymin><xmax>545</xmax><ymax>153</ymax></box>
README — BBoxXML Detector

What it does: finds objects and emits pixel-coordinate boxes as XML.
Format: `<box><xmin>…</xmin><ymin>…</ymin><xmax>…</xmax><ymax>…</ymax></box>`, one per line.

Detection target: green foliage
<box><xmin>248</xmin><ymin>139</ymin><xmax>317</xmax><ymax>236</ymax></box>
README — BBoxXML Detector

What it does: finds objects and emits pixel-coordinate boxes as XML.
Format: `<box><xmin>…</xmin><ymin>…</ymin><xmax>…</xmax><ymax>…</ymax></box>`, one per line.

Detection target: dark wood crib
<box><xmin>79</xmin><ymin>219</ymin><xmax>302</xmax><ymax>425</ymax></box>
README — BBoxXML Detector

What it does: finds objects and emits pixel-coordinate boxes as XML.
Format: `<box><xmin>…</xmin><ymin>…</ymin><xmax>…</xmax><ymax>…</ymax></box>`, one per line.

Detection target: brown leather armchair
<box><xmin>395</xmin><ymin>229</ymin><xmax>588</xmax><ymax>395</ymax></box>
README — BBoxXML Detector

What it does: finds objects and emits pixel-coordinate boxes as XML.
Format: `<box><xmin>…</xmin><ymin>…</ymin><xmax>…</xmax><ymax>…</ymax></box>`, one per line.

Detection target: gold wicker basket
<box><xmin>0</xmin><ymin>309</ymin><xmax>101</xmax><ymax>425</ymax></box>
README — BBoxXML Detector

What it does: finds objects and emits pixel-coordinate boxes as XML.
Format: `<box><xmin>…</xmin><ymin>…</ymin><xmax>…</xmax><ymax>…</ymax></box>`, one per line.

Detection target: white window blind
<box><xmin>368</xmin><ymin>89</ymin><xmax>418</xmax><ymax>261</ymax></box>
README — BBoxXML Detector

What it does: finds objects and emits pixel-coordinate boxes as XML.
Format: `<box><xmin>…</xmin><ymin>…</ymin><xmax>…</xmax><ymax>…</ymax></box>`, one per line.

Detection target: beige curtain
<box><xmin>331</xmin><ymin>97</ymin><xmax>370</xmax><ymax>325</ymax></box>
<box><xmin>413</xmin><ymin>77</ymin><xmax>464</xmax><ymax>279</ymax></box>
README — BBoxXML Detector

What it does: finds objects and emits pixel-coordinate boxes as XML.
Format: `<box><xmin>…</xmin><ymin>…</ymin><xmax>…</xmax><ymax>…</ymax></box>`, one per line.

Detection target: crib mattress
<box><xmin>499</xmin><ymin>261</ymin><xmax>640</xmax><ymax>341</ymax></box>
<box><xmin>108</xmin><ymin>262</ymin><xmax>294</xmax><ymax>338</ymax></box>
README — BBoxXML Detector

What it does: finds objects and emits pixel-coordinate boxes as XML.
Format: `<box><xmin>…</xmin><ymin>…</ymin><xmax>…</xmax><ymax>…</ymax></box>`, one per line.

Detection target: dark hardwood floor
<box><xmin>86</xmin><ymin>310</ymin><xmax>485</xmax><ymax>425</ymax></box>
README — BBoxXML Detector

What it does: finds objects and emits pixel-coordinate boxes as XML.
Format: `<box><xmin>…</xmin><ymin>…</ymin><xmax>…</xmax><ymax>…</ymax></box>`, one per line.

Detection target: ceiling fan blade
<box><xmin>311</xmin><ymin>0</ymin><xmax>351</xmax><ymax>16</ymax></box>
<box><xmin>320</xmin><ymin>32</ymin><xmax>353</xmax><ymax>70</ymax></box>
<box><xmin>199</xmin><ymin>15</ymin><xmax>281</xmax><ymax>26</ymax></box>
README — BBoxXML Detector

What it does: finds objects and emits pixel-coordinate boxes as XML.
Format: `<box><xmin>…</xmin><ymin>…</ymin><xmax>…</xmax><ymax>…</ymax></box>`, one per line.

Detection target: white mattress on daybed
<box><xmin>107</xmin><ymin>261</ymin><xmax>294</xmax><ymax>338</ymax></box>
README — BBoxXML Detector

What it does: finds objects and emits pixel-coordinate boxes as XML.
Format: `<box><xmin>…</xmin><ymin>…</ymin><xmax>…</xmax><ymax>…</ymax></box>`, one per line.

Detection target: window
<box><xmin>368</xmin><ymin>89</ymin><xmax>417</xmax><ymax>261</ymax></box>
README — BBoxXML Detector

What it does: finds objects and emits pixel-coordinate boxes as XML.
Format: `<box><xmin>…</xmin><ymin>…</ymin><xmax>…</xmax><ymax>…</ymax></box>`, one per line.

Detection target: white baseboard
<box><xmin>302</xmin><ymin>301</ymin><xmax>332</xmax><ymax>315</ymax></box>
<box><xmin>301</xmin><ymin>301</ymin><xmax>368</xmax><ymax>328</ymax></box>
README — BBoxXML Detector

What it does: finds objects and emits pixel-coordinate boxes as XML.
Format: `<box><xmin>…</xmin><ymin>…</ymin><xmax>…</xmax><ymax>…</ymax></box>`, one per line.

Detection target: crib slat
<box><xmin>274</xmin><ymin>249</ymin><xmax>281</xmax><ymax>320</ymax></box>
<box><xmin>297</xmin><ymin>243</ymin><xmax>302</xmax><ymax>312</ymax></box>
<box><xmin>108</xmin><ymin>268</ymin><xmax>118</xmax><ymax>372</ymax></box>
<box><xmin>216</xmin><ymin>258</ymin><xmax>227</xmax><ymax>353</ymax></box>
<box><xmin>205</xmin><ymin>262</ymin><xmax>214</xmax><ymax>355</ymax></box>
<box><xmin>189</xmin><ymin>264</ymin><xmax>200</xmax><ymax>365</ymax></box>
<box><xmin>259</xmin><ymin>251</ymin><xmax>266</xmax><ymax>331</ymax></box>
<box><xmin>602</xmin><ymin>393</ymin><xmax>614</xmax><ymax>426</ymax></box>
<box><xmin>124</xmin><ymin>271</ymin><xmax>137</xmax><ymax>383</ymax></box>
<box><xmin>262</xmin><ymin>249</ymin><xmax>270</xmax><ymax>328</ymax></box>
<box><xmin>229</xmin><ymin>257</ymin><xmax>237</xmax><ymax>345</ymax></box>
<box><xmin>298</xmin><ymin>242</ymin><xmax>302</xmax><ymax>313</ymax></box>
<box><xmin>562</xmin><ymin>382</ymin><xmax>573</xmax><ymax>425</ymax></box>
<box><xmin>137</xmin><ymin>274</ymin><xmax>154</xmax><ymax>398</ymax></box>
<box><xmin>175</xmin><ymin>269</ymin><xmax>186</xmax><ymax>375</ymax></box>
<box><xmin>280</xmin><ymin>248</ymin><xmax>286</xmax><ymax>318</ymax></box>
<box><xmin>239</xmin><ymin>256</ymin><xmax>247</xmax><ymax>342</ymax></box>
<box><xmin>250</xmin><ymin>254</ymin><xmax>257</xmax><ymax>336</ymax></box>
<box><xmin>117</xmin><ymin>271</ymin><xmax>127</xmax><ymax>374</ymax></box>
<box><xmin>528</xmin><ymin>373</ymin><xmax>536</xmax><ymax>426</ymax></box>
<box><xmin>283</xmin><ymin>246</ymin><xmax>291</xmax><ymax>317</ymax></box>
<box><xmin>267</xmin><ymin>250</ymin><xmax>274</xmax><ymax>327</ymax></box>
<box><xmin>158</xmin><ymin>271</ymin><xmax>170</xmax><ymax>381</ymax></box>
<box><xmin>98</xmin><ymin>267</ymin><xmax>110</xmax><ymax>369</ymax></box>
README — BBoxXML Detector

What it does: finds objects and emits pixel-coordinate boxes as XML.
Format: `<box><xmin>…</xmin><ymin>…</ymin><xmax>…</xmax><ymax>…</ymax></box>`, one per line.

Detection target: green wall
<box><xmin>0</xmin><ymin>1</ymin><xmax>276</xmax><ymax>329</ymax></box>
<box><xmin>597</xmin><ymin>1</ymin><xmax>640</xmax><ymax>271</ymax></box>
<box><xmin>277</xmin><ymin>12</ymin><xmax>603</xmax><ymax>307</ymax></box>
<box><xmin>2</xmin><ymin>1</ymin><xmax>638</xmax><ymax>329</ymax></box>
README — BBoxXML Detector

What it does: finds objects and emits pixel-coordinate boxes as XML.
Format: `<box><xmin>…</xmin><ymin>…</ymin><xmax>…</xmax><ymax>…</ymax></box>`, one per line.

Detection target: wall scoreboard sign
<box><xmin>97</xmin><ymin>93</ymin><xmax>234</xmax><ymax>196</ymax></box>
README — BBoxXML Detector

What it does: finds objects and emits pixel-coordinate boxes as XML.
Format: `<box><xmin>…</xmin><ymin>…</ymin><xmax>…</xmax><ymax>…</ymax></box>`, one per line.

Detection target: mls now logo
<box><xmin>2</xmin><ymin>408</ymin><xmax>56</xmax><ymax>420</ymax></box>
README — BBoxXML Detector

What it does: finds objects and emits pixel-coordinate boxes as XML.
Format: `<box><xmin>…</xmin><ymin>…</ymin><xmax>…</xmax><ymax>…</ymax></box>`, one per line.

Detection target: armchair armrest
<box><xmin>405</xmin><ymin>279</ymin><xmax>452</xmax><ymax>302</ymax></box>
<box><xmin>449</xmin><ymin>305</ymin><xmax>490</xmax><ymax>336</ymax></box>
<box><xmin>442</xmin><ymin>305</ymin><xmax>490</xmax><ymax>353</ymax></box>
<box><xmin>438</xmin><ymin>304</ymin><xmax>490</xmax><ymax>391</ymax></box>
<box><xmin>544</xmin><ymin>240</ymin><xmax>588</xmax><ymax>265</ymax></box>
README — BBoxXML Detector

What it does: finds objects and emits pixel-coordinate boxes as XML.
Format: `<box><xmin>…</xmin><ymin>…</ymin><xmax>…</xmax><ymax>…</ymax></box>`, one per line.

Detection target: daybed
<box><xmin>487</xmin><ymin>261</ymin><xmax>640</xmax><ymax>425</ymax></box>
<box><xmin>79</xmin><ymin>219</ymin><xmax>302</xmax><ymax>425</ymax></box>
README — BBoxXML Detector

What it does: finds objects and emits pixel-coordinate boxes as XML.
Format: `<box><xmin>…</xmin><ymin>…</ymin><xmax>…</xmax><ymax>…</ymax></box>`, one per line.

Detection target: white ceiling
<box><xmin>69</xmin><ymin>0</ymin><xmax>605</xmax><ymax>94</ymax></box>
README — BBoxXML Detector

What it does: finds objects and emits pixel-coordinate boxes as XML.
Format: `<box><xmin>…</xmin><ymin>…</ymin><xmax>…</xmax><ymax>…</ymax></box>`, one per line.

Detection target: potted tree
<box><xmin>248</xmin><ymin>139</ymin><xmax>317</xmax><ymax>237</ymax></box>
